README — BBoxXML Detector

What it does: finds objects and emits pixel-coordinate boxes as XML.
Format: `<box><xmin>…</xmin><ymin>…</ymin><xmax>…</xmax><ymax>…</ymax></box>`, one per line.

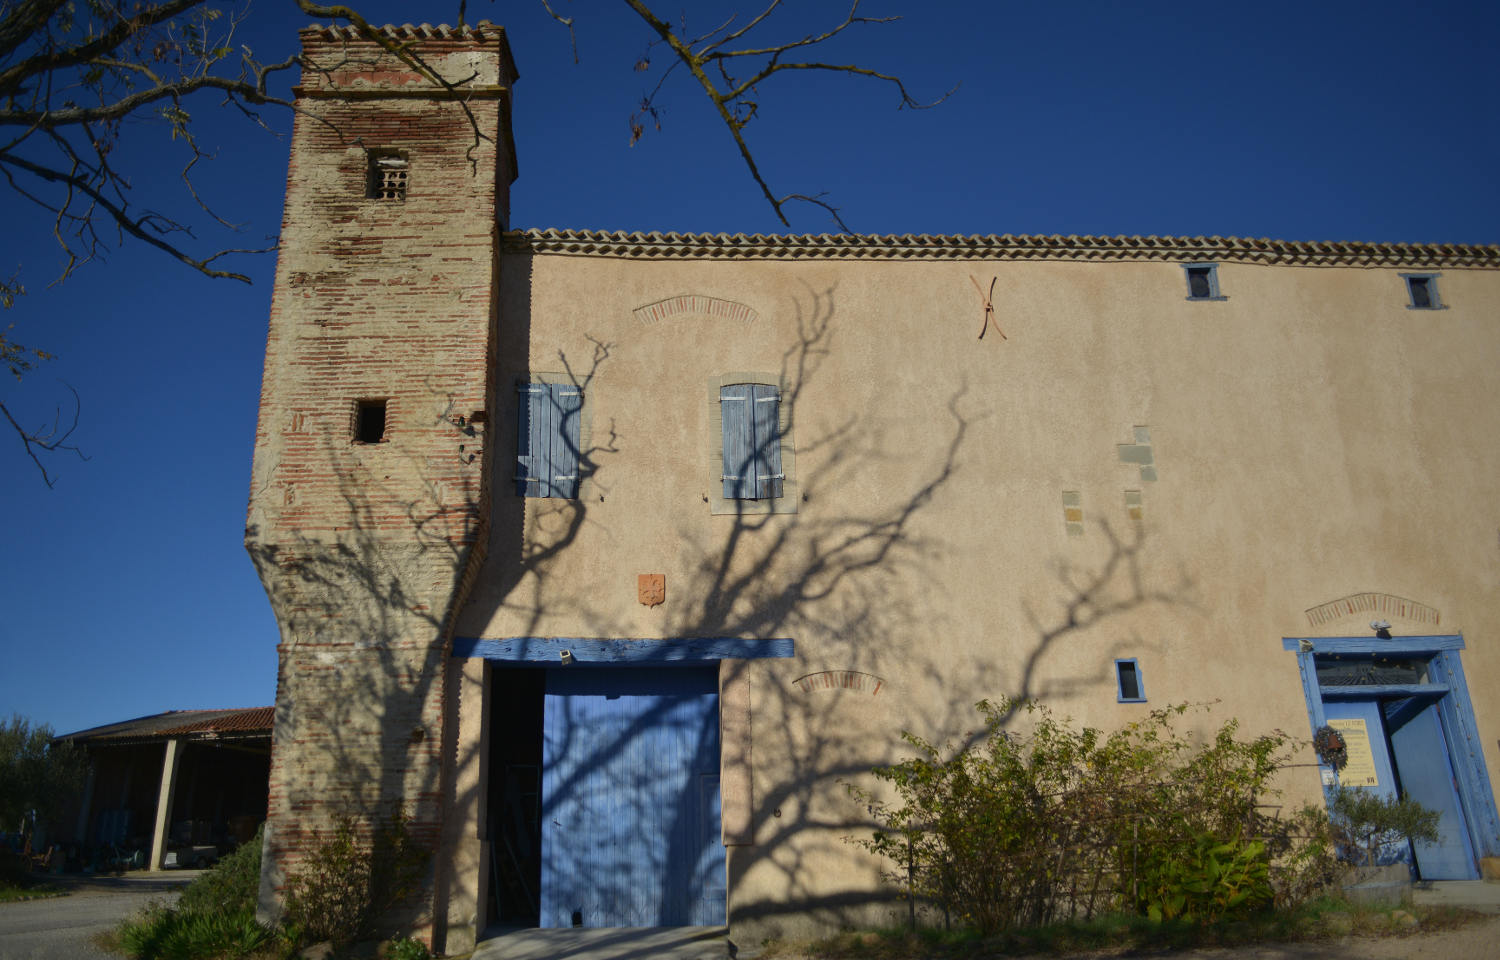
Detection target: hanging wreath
<box><xmin>1313</xmin><ymin>725</ymin><xmax>1348</xmax><ymax>771</ymax></box>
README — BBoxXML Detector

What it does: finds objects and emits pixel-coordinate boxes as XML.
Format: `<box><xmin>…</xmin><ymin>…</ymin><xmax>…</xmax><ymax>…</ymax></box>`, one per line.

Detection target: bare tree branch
<box><xmin>0</xmin><ymin>382</ymin><xmax>86</xmax><ymax>488</ymax></box>
<box><xmin>621</xmin><ymin>0</ymin><xmax>952</xmax><ymax>230</ymax></box>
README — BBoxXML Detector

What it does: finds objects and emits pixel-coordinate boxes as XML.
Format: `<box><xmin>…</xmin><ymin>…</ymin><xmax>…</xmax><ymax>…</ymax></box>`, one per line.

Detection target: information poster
<box><xmin>1329</xmin><ymin>717</ymin><xmax>1379</xmax><ymax>787</ymax></box>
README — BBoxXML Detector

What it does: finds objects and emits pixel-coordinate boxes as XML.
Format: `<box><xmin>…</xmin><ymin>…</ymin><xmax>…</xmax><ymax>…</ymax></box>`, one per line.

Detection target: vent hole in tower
<box><xmin>367</xmin><ymin>150</ymin><xmax>409</xmax><ymax>201</ymax></box>
<box><xmin>355</xmin><ymin>399</ymin><xmax>388</xmax><ymax>443</ymax></box>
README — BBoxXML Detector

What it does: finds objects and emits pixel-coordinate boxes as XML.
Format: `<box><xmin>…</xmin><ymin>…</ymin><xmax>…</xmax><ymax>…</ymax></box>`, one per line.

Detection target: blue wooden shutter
<box><xmin>548</xmin><ymin>382</ymin><xmax>582</xmax><ymax>498</ymax></box>
<box><xmin>720</xmin><ymin>384</ymin><xmax>752</xmax><ymax>499</ymax></box>
<box><xmin>517</xmin><ymin>382</ymin><xmax>582</xmax><ymax>498</ymax></box>
<box><xmin>721</xmin><ymin>383</ymin><xmax>782</xmax><ymax>500</ymax></box>
<box><xmin>515</xmin><ymin>383</ymin><xmax>546</xmax><ymax>497</ymax></box>
<box><xmin>750</xmin><ymin>383</ymin><xmax>783</xmax><ymax>499</ymax></box>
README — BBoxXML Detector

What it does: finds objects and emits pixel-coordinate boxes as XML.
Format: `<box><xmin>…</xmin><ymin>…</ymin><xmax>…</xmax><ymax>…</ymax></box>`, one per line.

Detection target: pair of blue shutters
<box><xmin>720</xmin><ymin>383</ymin><xmax>783</xmax><ymax>500</ymax></box>
<box><xmin>516</xmin><ymin>382</ymin><xmax>581</xmax><ymax>498</ymax></box>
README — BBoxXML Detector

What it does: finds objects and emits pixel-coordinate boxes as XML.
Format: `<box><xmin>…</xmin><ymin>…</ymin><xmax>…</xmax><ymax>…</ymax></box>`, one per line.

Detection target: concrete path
<box><xmin>473</xmin><ymin>926</ymin><xmax>735</xmax><ymax>960</ymax></box>
<box><xmin>1412</xmin><ymin>880</ymin><xmax>1500</xmax><ymax>913</ymax></box>
<box><xmin>0</xmin><ymin>872</ymin><xmax>194</xmax><ymax>960</ymax></box>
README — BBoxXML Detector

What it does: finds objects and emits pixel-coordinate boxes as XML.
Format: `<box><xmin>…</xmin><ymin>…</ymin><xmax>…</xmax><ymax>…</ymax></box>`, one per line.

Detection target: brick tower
<box><xmin>244</xmin><ymin>22</ymin><xmax>516</xmax><ymax>943</ymax></box>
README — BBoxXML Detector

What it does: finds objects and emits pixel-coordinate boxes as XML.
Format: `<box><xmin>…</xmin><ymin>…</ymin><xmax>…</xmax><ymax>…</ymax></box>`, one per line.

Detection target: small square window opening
<box><xmin>367</xmin><ymin>152</ymin><xmax>409</xmax><ymax>201</ymax></box>
<box><xmin>1114</xmin><ymin>658</ymin><xmax>1145</xmax><ymax>702</ymax></box>
<box><xmin>1182</xmin><ymin>263</ymin><xmax>1224</xmax><ymax>301</ymax></box>
<box><xmin>1402</xmin><ymin>273</ymin><xmax>1443</xmax><ymax>310</ymax></box>
<box><xmin>355</xmin><ymin>399</ymin><xmax>387</xmax><ymax>443</ymax></box>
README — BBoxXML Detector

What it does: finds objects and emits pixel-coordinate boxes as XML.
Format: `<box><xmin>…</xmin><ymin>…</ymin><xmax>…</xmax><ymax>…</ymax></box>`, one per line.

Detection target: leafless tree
<box><xmin>0</xmin><ymin>0</ymin><xmax>943</xmax><ymax>484</ymax></box>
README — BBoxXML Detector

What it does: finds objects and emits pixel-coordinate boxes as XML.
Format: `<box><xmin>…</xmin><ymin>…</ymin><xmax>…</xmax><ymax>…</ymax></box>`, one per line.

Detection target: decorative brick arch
<box><xmin>793</xmin><ymin>670</ymin><xmax>885</xmax><ymax>695</ymax></box>
<box><xmin>1303</xmin><ymin>592</ymin><xmax>1441</xmax><ymax>629</ymax></box>
<box><xmin>633</xmin><ymin>294</ymin><xmax>760</xmax><ymax>325</ymax></box>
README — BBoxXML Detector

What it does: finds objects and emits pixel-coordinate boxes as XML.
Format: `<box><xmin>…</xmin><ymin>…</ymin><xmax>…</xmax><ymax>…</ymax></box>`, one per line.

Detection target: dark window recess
<box><xmin>1398</xmin><ymin>271</ymin><xmax>1446</xmax><ymax>309</ymax></box>
<box><xmin>720</xmin><ymin>383</ymin><xmax>783</xmax><ymax>500</ymax></box>
<box><xmin>1115</xmin><ymin>659</ymin><xmax>1144</xmax><ymax>701</ymax></box>
<box><xmin>367</xmin><ymin>152</ymin><xmax>409</xmax><ymax>201</ymax></box>
<box><xmin>1183</xmin><ymin>264</ymin><xmax>1222</xmax><ymax>300</ymax></box>
<box><xmin>516</xmin><ymin>382</ymin><xmax>582</xmax><ymax>498</ymax></box>
<box><xmin>1315</xmin><ymin>656</ymin><xmax>1428</xmax><ymax>687</ymax></box>
<box><xmin>355</xmin><ymin>400</ymin><xmax>387</xmax><ymax>443</ymax></box>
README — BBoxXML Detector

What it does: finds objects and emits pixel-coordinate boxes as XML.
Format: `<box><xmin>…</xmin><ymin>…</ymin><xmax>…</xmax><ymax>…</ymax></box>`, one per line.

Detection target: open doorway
<box><xmin>1286</xmin><ymin>636</ymin><xmax>1500</xmax><ymax>880</ymax></box>
<box><xmin>486</xmin><ymin>668</ymin><xmax>544</xmax><ymax>927</ymax></box>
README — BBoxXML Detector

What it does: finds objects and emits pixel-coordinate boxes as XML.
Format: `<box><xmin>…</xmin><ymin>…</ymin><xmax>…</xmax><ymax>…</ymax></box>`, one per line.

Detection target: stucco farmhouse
<box><xmin>245</xmin><ymin>21</ymin><xmax>1500</xmax><ymax>953</ymax></box>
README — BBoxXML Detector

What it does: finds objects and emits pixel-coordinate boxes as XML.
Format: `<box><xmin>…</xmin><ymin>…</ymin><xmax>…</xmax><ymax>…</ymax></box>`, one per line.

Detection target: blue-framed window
<box><xmin>1114</xmin><ymin>658</ymin><xmax>1146</xmax><ymax>702</ymax></box>
<box><xmin>1182</xmin><ymin>263</ymin><xmax>1225</xmax><ymax>301</ymax></box>
<box><xmin>720</xmin><ymin>383</ymin><xmax>784</xmax><ymax>501</ymax></box>
<box><xmin>515</xmin><ymin>380</ymin><xmax>583</xmax><ymax>498</ymax></box>
<box><xmin>1401</xmin><ymin>273</ymin><xmax>1444</xmax><ymax>310</ymax></box>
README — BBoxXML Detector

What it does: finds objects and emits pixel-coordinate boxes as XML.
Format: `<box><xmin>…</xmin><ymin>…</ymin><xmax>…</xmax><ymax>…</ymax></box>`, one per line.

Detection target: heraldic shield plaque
<box><xmin>638</xmin><ymin>573</ymin><xmax>665</xmax><ymax>608</ymax></box>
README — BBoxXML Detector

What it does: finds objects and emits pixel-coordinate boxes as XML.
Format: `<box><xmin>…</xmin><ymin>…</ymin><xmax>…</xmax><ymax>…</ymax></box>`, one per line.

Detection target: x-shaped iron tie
<box><xmin>970</xmin><ymin>274</ymin><xmax>1005</xmax><ymax>340</ymax></box>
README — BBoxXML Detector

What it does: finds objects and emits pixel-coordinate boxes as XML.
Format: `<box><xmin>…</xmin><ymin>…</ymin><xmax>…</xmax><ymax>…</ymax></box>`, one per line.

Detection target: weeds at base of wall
<box><xmin>112</xmin><ymin>810</ymin><xmax>431</xmax><ymax>960</ymax></box>
<box><xmin>759</xmin><ymin>899</ymin><xmax>1491</xmax><ymax>958</ymax></box>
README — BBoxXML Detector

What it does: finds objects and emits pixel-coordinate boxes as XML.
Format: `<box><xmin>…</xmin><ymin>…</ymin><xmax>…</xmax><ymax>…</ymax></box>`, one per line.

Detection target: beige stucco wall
<box><xmin>448</xmin><ymin>249</ymin><xmax>1500</xmax><ymax>937</ymax></box>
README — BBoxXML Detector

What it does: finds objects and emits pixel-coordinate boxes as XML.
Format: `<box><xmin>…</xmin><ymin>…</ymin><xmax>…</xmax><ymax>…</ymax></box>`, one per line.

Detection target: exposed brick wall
<box><xmin>245</xmin><ymin>25</ymin><xmax>514</xmax><ymax>938</ymax></box>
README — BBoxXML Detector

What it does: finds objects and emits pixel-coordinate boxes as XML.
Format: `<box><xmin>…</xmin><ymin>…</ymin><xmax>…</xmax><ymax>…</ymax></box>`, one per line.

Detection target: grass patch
<box><xmin>0</xmin><ymin>880</ymin><xmax>66</xmax><ymax>902</ymax></box>
<box><xmin>763</xmin><ymin>898</ymin><xmax>1492</xmax><ymax>958</ymax></box>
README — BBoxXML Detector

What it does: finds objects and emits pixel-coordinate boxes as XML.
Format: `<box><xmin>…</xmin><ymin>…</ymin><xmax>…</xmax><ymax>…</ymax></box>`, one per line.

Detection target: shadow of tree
<box><xmin>245</xmin><ymin>274</ymin><xmax>1197</xmax><ymax>948</ymax></box>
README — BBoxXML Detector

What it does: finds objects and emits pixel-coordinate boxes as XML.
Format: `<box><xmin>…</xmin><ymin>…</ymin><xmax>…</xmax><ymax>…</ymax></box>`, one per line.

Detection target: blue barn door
<box><xmin>1388</xmin><ymin>702</ymin><xmax>1479</xmax><ymax>879</ymax></box>
<box><xmin>539</xmin><ymin>667</ymin><xmax>724</xmax><ymax>928</ymax></box>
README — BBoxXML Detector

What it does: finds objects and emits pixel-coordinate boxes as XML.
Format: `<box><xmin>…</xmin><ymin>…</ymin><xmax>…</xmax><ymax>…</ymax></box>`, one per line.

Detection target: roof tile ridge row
<box><xmin>503</xmin><ymin>228</ymin><xmax>1500</xmax><ymax>268</ymax></box>
<box><xmin>304</xmin><ymin>21</ymin><xmax>500</xmax><ymax>42</ymax></box>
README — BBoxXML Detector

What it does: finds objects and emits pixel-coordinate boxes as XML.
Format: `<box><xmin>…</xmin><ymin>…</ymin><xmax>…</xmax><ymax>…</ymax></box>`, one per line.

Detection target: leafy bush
<box><xmin>850</xmin><ymin>700</ymin><xmax>1308</xmax><ymax>933</ymax></box>
<box><xmin>118</xmin><ymin>901</ymin><xmax>272</xmax><ymax>960</ymax></box>
<box><xmin>1328</xmin><ymin>786</ymin><xmax>1441</xmax><ymax>866</ymax></box>
<box><xmin>1135</xmin><ymin>835</ymin><xmax>1270</xmax><ymax>923</ymax></box>
<box><xmin>385</xmin><ymin>936</ymin><xmax>432</xmax><ymax>960</ymax></box>
<box><xmin>1264</xmin><ymin>804</ymin><xmax>1340</xmax><ymax>909</ymax></box>
<box><xmin>177</xmin><ymin>826</ymin><xmax>263</xmax><ymax>917</ymax></box>
<box><xmin>283</xmin><ymin>804</ymin><xmax>430</xmax><ymax>947</ymax></box>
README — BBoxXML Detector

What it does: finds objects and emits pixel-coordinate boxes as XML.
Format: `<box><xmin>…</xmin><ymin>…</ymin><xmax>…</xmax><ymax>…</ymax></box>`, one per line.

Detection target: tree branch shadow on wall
<box><xmin>243</xmin><ymin>274</ymin><xmax>1196</xmax><ymax>945</ymax></box>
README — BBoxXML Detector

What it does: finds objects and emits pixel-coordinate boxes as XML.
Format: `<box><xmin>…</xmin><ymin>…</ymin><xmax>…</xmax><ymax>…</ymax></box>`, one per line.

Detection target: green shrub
<box><xmin>1328</xmin><ymin>786</ymin><xmax>1441</xmax><ymax>866</ymax></box>
<box><xmin>385</xmin><ymin>935</ymin><xmax>431</xmax><ymax>960</ymax></box>
<box><xmin>850</xmin><ymin>700</ymin><xmax>1306</xmax><ymax>933</ymax></box>
<box><xmin>1135</xmin><ymin>835</ymin><xmax>1271</xmax><ymax>923</ymax></box>
<box><xmin>118</xmin><ymin>901</ymin><xmax>272</xmax><ymax>960</ymax></box>
<box><xmin>1265</xmin><ymin>803</ymin><xmax>1340</xmax><ymax>909</ymax></box>
<box><xmin>283</xmin><ymin>804</ymin><xmax>430</xmax><ymax>947</ymax></box>
<box><xmin>177</xmin><ymin>826</ymin><xmax>263</xmax><ymax>917</ymax></box>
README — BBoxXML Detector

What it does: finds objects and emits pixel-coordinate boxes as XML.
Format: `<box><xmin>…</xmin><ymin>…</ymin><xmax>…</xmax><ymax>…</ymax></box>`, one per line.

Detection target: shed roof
<box><xmin>59</xmin><ymin>707</ymin><xmax>273</xmax><ymax>745</ymax></box>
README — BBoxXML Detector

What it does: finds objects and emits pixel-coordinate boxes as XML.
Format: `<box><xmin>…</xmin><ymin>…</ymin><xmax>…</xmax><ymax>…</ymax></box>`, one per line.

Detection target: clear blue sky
<box><xmin>2</xmin><ymin>1</ymin><xmax>1497</xmax><ymax>736</ymax></box>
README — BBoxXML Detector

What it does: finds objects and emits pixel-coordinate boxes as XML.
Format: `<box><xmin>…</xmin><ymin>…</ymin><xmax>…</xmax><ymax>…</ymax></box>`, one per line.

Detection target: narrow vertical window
<box><xmin>1402</xmin><ymin>273</ymin><xmax>1443</xmax><ymax>310</ymax></box>
<box><xmin>1182</xmin><ymin>263</ymin><xmax>1223</xmax><ymax>301</ymax></box>
<box><xmin>720</xmin><ymin>383</ymin><xmax>783</xmax><ymax>500</ymax></box>
<box><xmin>367</xmin><ymin>151</ymin><xmax>409</xmax><ymax>201</ymax></box>
<box><xmin>1115</xmin><ymin>658</ymin><xmax>1145</xmax><ymax>702</ymax></box>
<box><xmin>516</xmin><ymin>381</ymin><xmax>582</xmax><ymax>498</ymax></box>
<box><xmin>354</xmin><ymin>399</ymin><xmax>387</xmax><ymax>443</ymax></box>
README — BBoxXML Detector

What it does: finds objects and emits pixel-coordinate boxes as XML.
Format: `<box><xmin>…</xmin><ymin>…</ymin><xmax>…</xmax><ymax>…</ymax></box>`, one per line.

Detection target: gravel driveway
<box><xmin>0</xmin><ymin>875</ymin><xmax>192</xmax><ymax>960</ymax></box>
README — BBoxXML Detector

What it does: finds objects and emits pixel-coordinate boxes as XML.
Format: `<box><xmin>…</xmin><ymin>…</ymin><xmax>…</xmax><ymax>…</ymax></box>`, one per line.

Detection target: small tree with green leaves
<box><xmin>1327</xmin><ymin>786</ymin><xmax>1441</xmax><ymax>867</ymax></box>
<box><xmin>0</xmin><ymin>714</ymin><xmax>87</xmax><ymax>839</ymax></box>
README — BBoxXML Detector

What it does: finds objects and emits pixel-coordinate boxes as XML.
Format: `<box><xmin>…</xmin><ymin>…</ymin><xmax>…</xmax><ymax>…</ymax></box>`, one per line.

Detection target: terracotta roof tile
<box><xmin>302</xmin><ymin>21</ymin><xmax>503</xmax><ymax>43</ymax></box>
<box><xmin>60</xmin><ymin>707</ymin><xmax>273</xmax><ymax>743</ymax></box>
<box><xmin>504</xmin><ymin>229</ymin><xmax>1499</xmax><ymax>269</ymax></box>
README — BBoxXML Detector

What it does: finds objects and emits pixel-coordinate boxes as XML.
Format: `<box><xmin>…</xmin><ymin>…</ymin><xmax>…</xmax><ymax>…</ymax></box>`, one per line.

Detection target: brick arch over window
<box><xmin>633</xmin><ymin>294</ymin><xmax>760</xmax><ymax>325</ymax></box>
<box><xmin>1304</xmin><ymin>592</ymin><xmax>1442</xmax><ymax>629</ymax></box>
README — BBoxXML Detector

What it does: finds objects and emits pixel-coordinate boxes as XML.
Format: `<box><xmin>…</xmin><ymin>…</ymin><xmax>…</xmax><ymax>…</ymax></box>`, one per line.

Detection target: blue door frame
<box><xmin>1284</xmin><ymin>635</ymin><xmax>1500</xmax><ymax>873</ymax></box>
<box><xmin>456</xmin><ymin>636</ymin><xmax>794</xmax><ymax>928</ymax></box>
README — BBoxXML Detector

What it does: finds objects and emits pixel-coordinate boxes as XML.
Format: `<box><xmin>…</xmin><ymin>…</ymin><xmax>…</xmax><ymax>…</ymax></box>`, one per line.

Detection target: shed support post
<box><xmin>149</xmin><ymin>738</ymin><xmax>183</xmax><ymax>871</ymax></box>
